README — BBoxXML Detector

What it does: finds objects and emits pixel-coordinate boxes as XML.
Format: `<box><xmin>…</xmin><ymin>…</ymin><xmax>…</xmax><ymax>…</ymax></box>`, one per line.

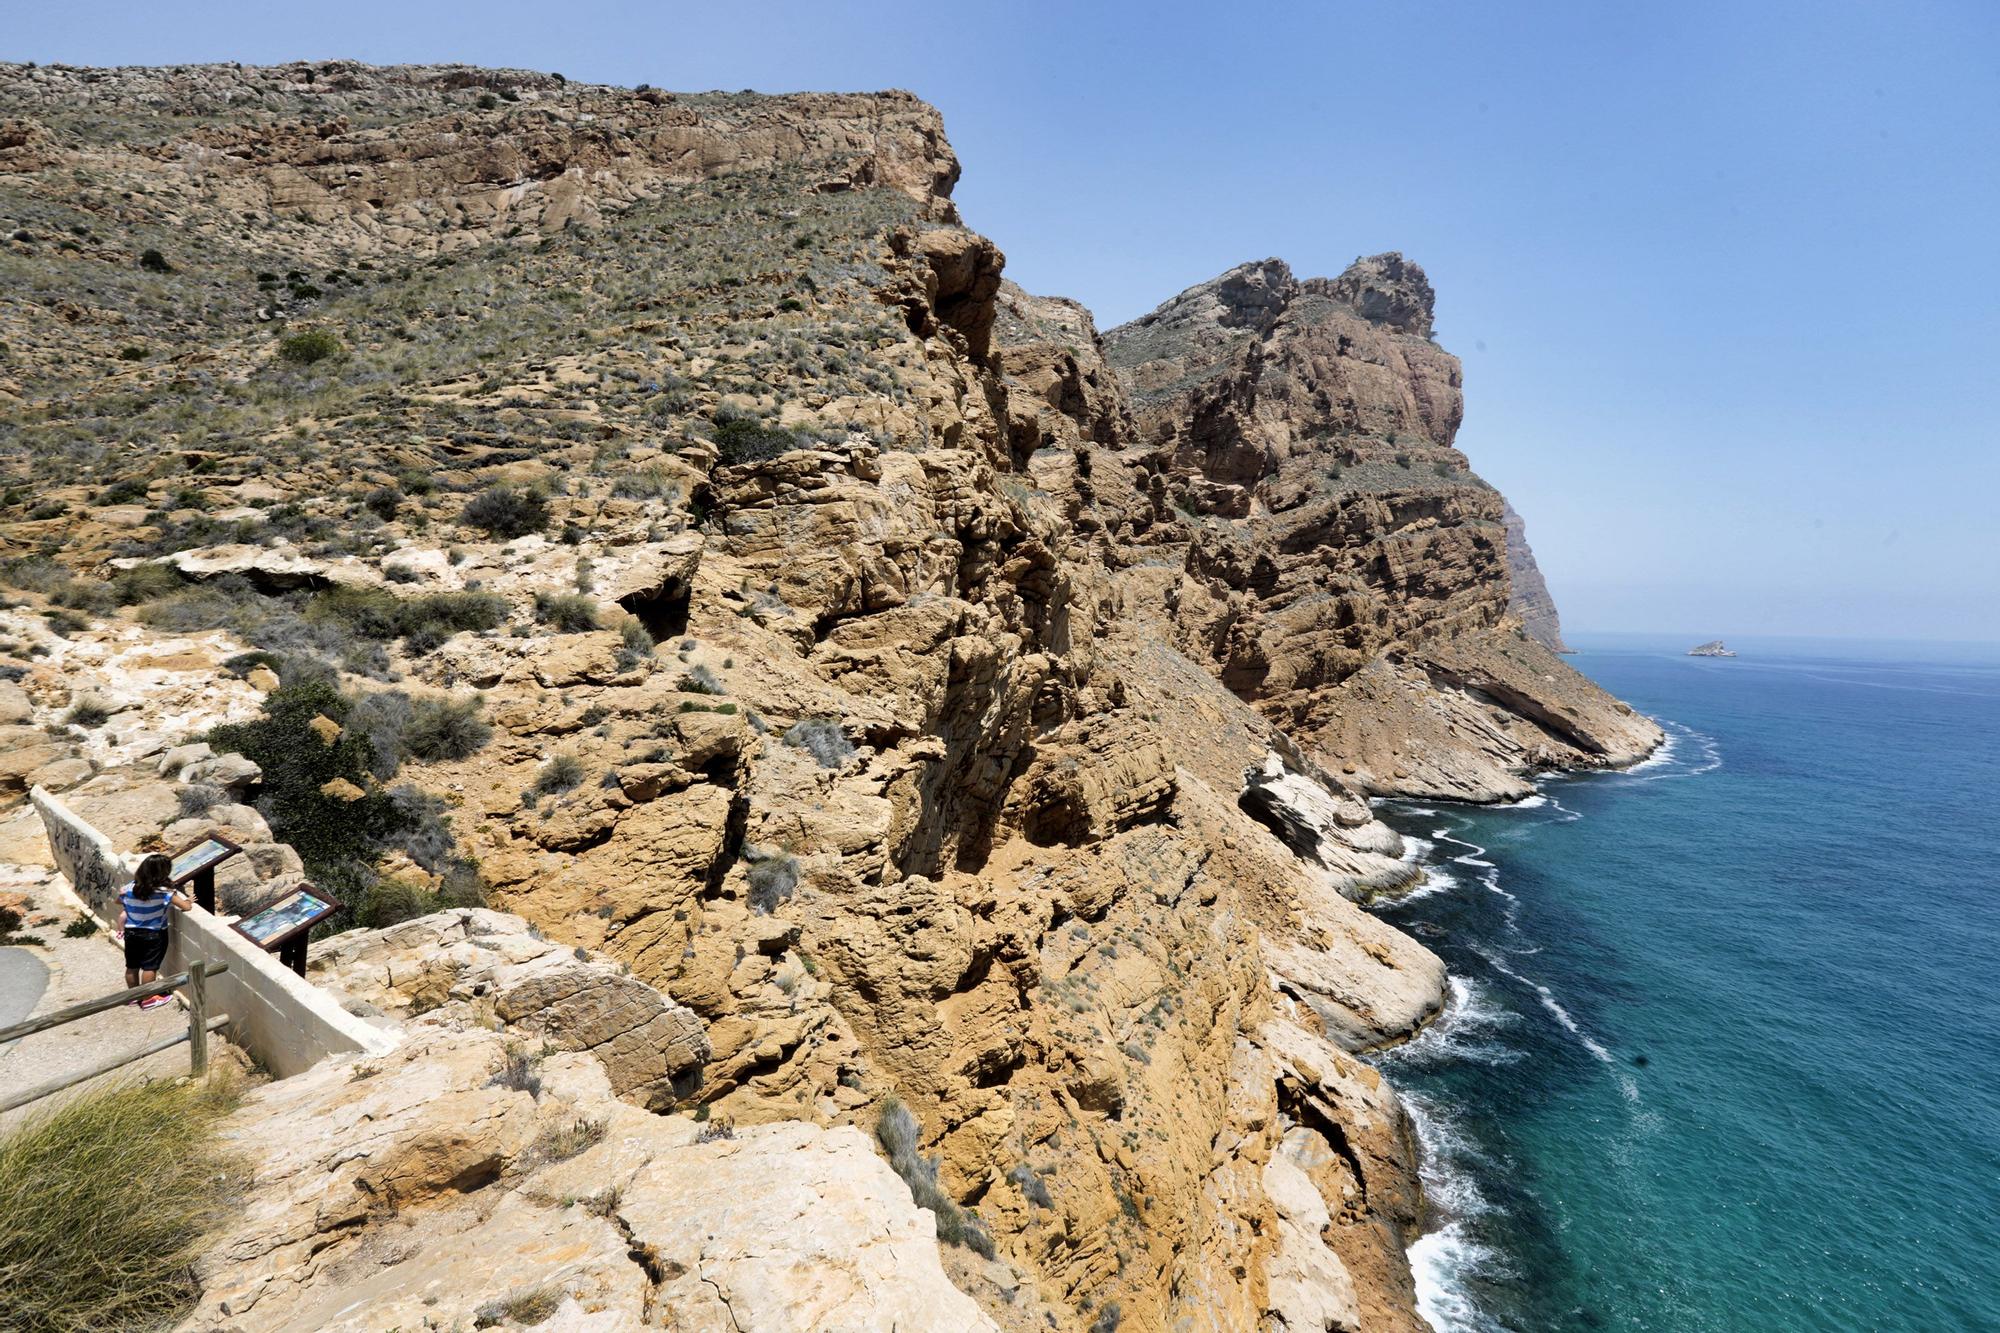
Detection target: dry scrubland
<box><xmin>0</xmin><ymin>61</ymin><xmax>1657</xmax><ymax>1332</ymax></box>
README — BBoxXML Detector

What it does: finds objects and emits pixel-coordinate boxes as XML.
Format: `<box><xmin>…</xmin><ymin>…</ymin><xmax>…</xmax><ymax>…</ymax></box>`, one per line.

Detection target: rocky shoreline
<box><xmin>0</xmin><ymin>60</ymin><xmax>1659</xmax><ymax>1330</ymax></box>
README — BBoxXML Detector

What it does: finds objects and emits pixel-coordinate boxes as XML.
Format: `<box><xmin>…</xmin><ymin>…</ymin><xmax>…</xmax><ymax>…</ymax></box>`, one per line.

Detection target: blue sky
<box><xmin>12</xmin><ymin>1</ymin><xmax>1999</xmax><ymax>641</ymax></box>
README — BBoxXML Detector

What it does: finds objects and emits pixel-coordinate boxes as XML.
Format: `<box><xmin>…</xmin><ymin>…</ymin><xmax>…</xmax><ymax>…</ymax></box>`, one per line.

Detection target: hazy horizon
<box><xmin>11</xmin><ymin>0</ymin><xmax>1997</xmax><ymax>642</ymax></box>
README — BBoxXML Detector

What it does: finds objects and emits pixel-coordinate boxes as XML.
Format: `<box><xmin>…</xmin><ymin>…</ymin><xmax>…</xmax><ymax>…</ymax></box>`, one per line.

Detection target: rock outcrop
<box><xmin>0</xmin><ymin>61</ymin><xmax>1661</xmax><ymax>1333</ymax></box>
<box><xmin>1101</xmin><ymin>255</ymin><xmax>1659</xmax><ymax>800</ymax></box>
<box><xmin>1504</xmin><ymin>499</ymin><xmax>1573</xmax><ymax>652</ymax></box>
<box><xmin>184</xmin><ymin>912</ymin><xmax>1000</xmax><ymax>1332</ymax></box>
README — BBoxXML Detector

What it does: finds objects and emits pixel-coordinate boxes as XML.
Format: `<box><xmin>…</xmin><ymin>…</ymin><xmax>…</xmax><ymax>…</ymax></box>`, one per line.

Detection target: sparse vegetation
<box><xmin>64</xmin><ymin>698</ymin><xmax>111</xmax><ymax>728</ymax></box>
<box><xmin>473</xmin><ymin>1284</ymin><xmax>565</xmax><ymax>1328</ymax></box>
<box><xmin>277</xmin><ymin>329</ymin><xmax>343</xmax><ymax>365</ymax></box>
<box><xmin>743</xmin><ymin>845</ymin><xmax>800</xmax><ymax>914</ymax></box>
<box><xmin>487</xmin><ymin>1045</ymin><xmax>545</xmax><ymax>1099</ymax></box>
<box><xmin>461</xmin><ymin>485</ymin><xmax>548</xmax><ymax>538</ymax></box>
<box><xmin>532</xmin><ymin>754</ymin><xmax>586</xmax><ymax>796</ymax></box>
<box><xmin>783</xmin><ymin>717</ymin><xmax>853</xmax><ymax>769</ymax></box>
<box><xmin>533</xmin><ymin>592</ymin><xmax>599</xmax><ymax>633</ymax></box>
<box><xmin>404</xmin><ymin>694</ymin><xmax>493</xmax><ymax>761</ymax></box>
<box><xmin>874</xmin><ymin>1097</ymin><xmax>995</xmax><ymax>1258</ymax></box>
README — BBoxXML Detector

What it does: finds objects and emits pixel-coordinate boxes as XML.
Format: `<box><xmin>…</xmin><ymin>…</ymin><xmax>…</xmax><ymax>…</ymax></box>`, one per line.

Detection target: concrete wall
<box><xmin>29</xmin><ymin>787</ymin><xmax>396</xmax><ymax>1077</ymax></box>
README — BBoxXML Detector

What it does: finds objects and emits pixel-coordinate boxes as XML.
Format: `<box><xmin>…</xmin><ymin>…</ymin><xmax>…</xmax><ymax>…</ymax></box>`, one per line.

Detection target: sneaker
<box><xmin>138</xmin><ymin>995</ymin><xmax>171</xmax><ymax>1012</ymax></box>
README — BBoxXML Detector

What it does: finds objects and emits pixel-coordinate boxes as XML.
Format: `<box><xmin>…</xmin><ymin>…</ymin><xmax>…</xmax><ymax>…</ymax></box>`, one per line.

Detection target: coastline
<box><xmin>1361</xmin><ymin>719</ymin><xmax>1670</xmax><ymax>1331</ymax></box>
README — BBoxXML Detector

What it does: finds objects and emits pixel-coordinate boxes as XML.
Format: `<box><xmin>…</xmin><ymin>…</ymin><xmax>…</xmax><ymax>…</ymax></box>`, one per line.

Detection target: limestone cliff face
<box><xmin>0</xmin><ymin>61</ymin><xmax>1655</xmax><ymax>1333</ymax></box>
<box><xmin>1503</xmin><ymin>499</ymin><xmax>1573</xmax><ymax>652</ymax></box>
<box><xmin>1101</xmin><ymin>255</ymin><xmax>1658</xmax><ymax>802</ymax></box>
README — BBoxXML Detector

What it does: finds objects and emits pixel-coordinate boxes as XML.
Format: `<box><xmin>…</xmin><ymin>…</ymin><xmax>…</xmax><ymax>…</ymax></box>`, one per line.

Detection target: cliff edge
<box><xmin>0</xmin><ymin>61</ymin><xmax>1657</xmax><ymax>1333</ymax></box>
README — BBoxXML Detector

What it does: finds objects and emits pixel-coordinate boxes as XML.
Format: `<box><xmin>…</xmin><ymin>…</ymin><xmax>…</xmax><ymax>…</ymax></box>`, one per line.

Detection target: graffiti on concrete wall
<box><xmin>30</xmin><ymin>786</ymin><xmax>130</xmax><ymax>920</ymax></box>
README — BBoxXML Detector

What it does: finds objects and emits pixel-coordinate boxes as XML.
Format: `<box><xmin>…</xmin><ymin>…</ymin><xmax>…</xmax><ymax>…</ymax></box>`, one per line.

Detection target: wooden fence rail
<box><xmin>0</xmin><ymin>962</ymin><xmax>230</xmax><ymax>1115</ymax></box>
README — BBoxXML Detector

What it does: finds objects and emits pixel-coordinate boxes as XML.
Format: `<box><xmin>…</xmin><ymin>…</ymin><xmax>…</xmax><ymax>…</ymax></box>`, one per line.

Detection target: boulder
<box><xmin>156</xmin><ymin>741</ymin><xmax>214</xmax><ymax>778</ymax></box>
<box><xmin>182</xmin><ymin>752</ymin><xmax>262</xmax><ymax>795</ymax></box>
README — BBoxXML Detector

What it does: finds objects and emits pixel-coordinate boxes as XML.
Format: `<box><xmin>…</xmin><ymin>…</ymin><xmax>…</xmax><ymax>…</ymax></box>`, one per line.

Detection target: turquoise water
<box><xmin>1372</xmin><ymin>634</ymin><xmax>2000</xmax><ymax>1333</ymax></box>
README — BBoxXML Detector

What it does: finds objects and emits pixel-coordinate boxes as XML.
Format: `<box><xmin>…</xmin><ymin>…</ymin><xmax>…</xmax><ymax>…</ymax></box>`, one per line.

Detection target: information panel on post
<box><xmin>231</xmin><ymin>886</ymin><xmax>339</xmax><ymax>975</ymax></box>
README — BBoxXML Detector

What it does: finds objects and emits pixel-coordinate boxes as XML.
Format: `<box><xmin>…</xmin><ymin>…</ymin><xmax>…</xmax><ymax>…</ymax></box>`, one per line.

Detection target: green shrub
<box><xmin>532</xmin><ymin>754</ymin><xmax>585</xmax><ymax>796</ymax></box>
<box><xmin>614</xmin><ymin>615</ymin><xmax>654</xmax><ymax>669</ymax></box>
<box><xmin>306</xmin><ymin>587</ymin><xmax>507</xmax><ymax>651</ymax></box>
<box><xmin>406</xmin><ymin>695</ymin><xmax>492</xmax><ymax>761</ymax></box>
<box><xmin>362</xmin><ymin>485</ymin><xmax>403</xmax><ymax>520</ymax></box>
<box><xmin>65</xmin><ymin>698</ymin><xmax>111</xmax><ymax>728</ymax></box>
<box><xmin>710</xmin><ymin>410</ymin><xmax>800</xmax><ymax>465</ymax></box>
<box><xmin>137</xmin><ymin>247</ymin><xmax>174</xmax><ymax>273</ymax></box>
<box><xmin>108</xmin><ymin>563</ymin><xmax>184</xmax><ymax>606</ymax></box>
<box><xmin>533</xmin><ymin>592</ymin><xmax>599</xmax><ymax>634</ymax></box>
<box><xmin>462</xmin><ymin>485</ymin><xmax>548</xmax><ymax>538</ymax></box>
<box><xmin>96</xmin><ymin>478</ymin><xmax>150</xmax><ymax>506</ymax></box>
<box><xmin>357</xmin><ymin>879</ymin><xmax>437</xmax><ymax>929</ymax></box>
<box><xmin>277</xmin><ymin>329</ymin><xmax>343</xmax><ymax>365</ymax></box>
<box><xmin>0</xmin><ymin>1076</ymin><xmax>242</xmax><ymax>1333</ymax></box>
<box><xmin>208</xmin><ymin>681</ymin><xmax>410</xmax><ymax>888</ymax></box>
<box><xmin>117</xmin><ymin>346</ymin><xmax>149</xmax><ymax>361</ymax></box>
<box><xmin>62</xmin><ymin>915</ymin><xmax>99</xmax><ymax>939</ymax></box>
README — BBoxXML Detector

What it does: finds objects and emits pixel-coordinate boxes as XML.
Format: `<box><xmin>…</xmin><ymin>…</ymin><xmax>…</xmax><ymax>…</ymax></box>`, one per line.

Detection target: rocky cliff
<box><xmin>1503</xmin><ymin>500</ymin><xmax>1572</xmax><ymax>652</ymax></box>
<box><xmin>0</xmin><ymin>61</ymin><xmax>1656</xmax><ymax>1333</ymax></box>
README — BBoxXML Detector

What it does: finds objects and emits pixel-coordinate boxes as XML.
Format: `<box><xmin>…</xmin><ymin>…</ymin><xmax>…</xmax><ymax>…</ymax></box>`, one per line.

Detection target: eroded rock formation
<box><xmin>0</xmin><ymin>60</ymin><xmax>1660</xmax><ymax>1332</ymax></box>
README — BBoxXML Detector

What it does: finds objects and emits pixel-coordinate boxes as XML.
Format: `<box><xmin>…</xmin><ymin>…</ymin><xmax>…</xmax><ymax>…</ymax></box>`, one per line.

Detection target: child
<box><xmin>120</xmin><ymin>852</ymin><xmax>189</xmax><ymax>1010</ymax></box>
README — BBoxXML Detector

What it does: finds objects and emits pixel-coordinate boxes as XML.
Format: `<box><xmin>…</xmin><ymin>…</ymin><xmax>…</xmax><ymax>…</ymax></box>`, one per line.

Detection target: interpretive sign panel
<box><xmin>170</xmin><ymin>834</ymin><xmax>241</xmax><ymax>886</ymax></box>
<box><xmin>232</xmin><ymin>887</ymin><xmax>339</xmax><ymax>951</ymax></box>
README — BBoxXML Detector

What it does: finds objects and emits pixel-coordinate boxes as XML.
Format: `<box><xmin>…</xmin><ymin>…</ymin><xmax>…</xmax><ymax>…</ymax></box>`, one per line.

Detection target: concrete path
<box><xmin>0</xmin><ymin>916</ymin><xmax>188</xmax><ymax>1134</ymax></box>
<box><xmin>0</xmin><ymin>946</ymin><xmax>50</xmax><ymax>1037</ymax></box>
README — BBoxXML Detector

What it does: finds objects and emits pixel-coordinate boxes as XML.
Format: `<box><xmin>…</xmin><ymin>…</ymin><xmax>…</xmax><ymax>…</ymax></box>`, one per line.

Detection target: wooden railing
<box><xmin>0</xmin><ymin>962</ymin><xmax>229</xmax><ymax>1114</ymax></box>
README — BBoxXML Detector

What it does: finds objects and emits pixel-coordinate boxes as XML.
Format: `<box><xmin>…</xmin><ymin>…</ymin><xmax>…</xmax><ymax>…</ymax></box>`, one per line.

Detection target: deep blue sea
<box><xmin>1371</xmin><ymin>634</ymin><xmax>2000</xmax><ymax>1333</ymax></box>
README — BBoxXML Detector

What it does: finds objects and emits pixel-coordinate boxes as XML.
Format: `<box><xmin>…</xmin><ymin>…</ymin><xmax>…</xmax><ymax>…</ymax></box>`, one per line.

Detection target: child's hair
<box><xmin>131</xmin><ymin>853</ymin><xmax>173</xmax><ymax>899</ymax></box>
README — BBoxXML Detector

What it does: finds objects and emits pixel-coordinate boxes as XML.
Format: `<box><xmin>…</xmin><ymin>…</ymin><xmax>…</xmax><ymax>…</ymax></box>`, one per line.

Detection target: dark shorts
<box><xmin>124</xmin><ymin>927</ymin><xmax>168</xmax><ymax>972</ymax></box>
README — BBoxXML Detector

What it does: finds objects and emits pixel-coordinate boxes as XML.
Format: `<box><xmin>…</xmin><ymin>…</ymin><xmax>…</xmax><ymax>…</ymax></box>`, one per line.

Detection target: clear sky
<box><xmin>12</xmin><ymin>1</ymin><xmax>1999</xmax><ymax>641</ymax></box>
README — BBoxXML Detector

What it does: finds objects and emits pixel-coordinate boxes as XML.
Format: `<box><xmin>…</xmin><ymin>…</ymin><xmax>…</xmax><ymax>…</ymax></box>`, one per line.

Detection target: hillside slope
<box><xmin>0</xmin><ymin>60</ymin><xmax>1655</xmax><ymax>1332</ymax></box>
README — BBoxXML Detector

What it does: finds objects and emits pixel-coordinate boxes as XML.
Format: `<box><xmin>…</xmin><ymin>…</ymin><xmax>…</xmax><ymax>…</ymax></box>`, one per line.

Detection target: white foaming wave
<box><xmin>1404</xmin><ymin>805</ymin><xmax>1441</xmax><ymax>816</ymax></box>
<box><xmin>1400</xmin><ymin>834</ymin><xmax>1435</xmax><ymax>864</ymax></box>
<box><xmin>1387</xmin><ymin>976</ymin><xmax>1520</xmax><ymax>1068</ymax></box>
<box><xmin>1621</xmin><ymin>720</ymin><xmax>1723</xmax><ymax>784</ymax></box>
<box><xmin>1488</xmin><ymin>944</ymin><xmax>1624</xmax><ymax>1072</ymax></box>
<box><xmin>1435</xmin><ymin>830</ymin><xmax>1495</xmax><ymax>869</ymax></box>
<box><xmin>1623</xmin><ymin>724</ymin><xmax>1679</xmax><ymax>772</ymax></box>
<box><xmin>1494</xmin><ymin>793</ymin><xmax>1548</xmax><ymax>810</ymax></box>
<box><xmin>1411</xmin><ymin>1224</ymin><xmax>1513</xmax><ymax>1333</ymax></box>
<box><xmin>1399</xmin><ymin>864</ymin><xmax>1461</xmax><ymax>902</ymax></box>
<box><xmin>1545</xmin><ymin>795</ymin><xmax>1583</xmax><ymax>823</ymax></box>
<box><xmin>1399</xmin><ymin>1091</ymin><xmax>1518</xmax><ymax>1332</ymax></box>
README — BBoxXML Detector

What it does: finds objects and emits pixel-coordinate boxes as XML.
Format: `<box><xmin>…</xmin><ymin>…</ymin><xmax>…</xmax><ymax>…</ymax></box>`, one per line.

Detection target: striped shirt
<box><xmin>121</xmin><ymin>886</ymin><xmax>174</xmax><ymax>932</ymax></box>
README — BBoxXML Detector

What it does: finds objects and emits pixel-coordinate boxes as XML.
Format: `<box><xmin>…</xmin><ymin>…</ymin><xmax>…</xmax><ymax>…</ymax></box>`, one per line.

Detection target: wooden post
<box><xmin>279</xmin><ymin>935</ymin><xmax>307</xmax><ymax>976</ymax></box>
<box><xmin>192</xmin><ymin>865</ymin><xmax>216</xmax><ymax>914</ymax></box>
<box><xmin>186</xmin><ymin>963</ymin><xmax>208</xmax><ymax>1077</ymax></box>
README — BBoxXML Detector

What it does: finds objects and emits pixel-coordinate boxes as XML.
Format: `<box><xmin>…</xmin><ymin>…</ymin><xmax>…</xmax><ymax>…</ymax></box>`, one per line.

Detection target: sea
<box><xmin>1369</xmin><ymin>633</ymin><xmax>2000</xmax><ymax>1333</ymax></box>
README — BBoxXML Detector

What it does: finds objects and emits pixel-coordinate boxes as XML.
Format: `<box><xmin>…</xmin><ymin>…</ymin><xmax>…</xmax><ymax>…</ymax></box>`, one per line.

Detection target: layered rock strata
<box><xmin>0</xmin><ymin>61</ymin><xmax>1661</xmax><ymax>1332</ymax></box>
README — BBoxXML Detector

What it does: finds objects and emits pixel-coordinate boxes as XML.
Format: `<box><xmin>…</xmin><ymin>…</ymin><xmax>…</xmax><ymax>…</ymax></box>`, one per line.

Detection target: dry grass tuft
<box><xmin>0</xmin><ymin>1075</ymin><xmax>243</xmax><ymax>1333</ymax></box>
